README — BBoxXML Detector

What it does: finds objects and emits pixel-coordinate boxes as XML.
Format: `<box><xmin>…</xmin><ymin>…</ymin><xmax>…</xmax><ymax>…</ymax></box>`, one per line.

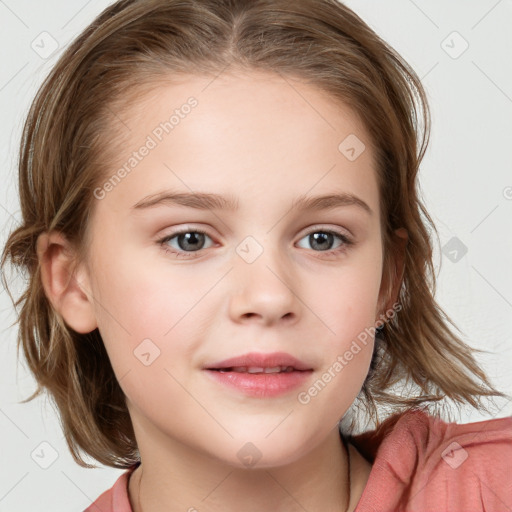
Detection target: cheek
<box><xmin>301</xmin><ymin>250</ymin><xmax>381</xmax><ymax>399</ymax></box>
<box><xmin>296</xmin><ymin>272</ymin><xmax>378</xmax><ymax>422</ymax></box>
<box><xmin>87</xmin><ymin>247</ymin><xmax>191</xmax><ymax>369</ymax></box>
<box><xmin>88</xmin><ymin>243</ymin><xmax>228</xmax><ymax>399</ymax></box>
<box><xmin>311</xmin><ymin>252</ymin><xmax>383</xmax><ymax>340</ymax></box>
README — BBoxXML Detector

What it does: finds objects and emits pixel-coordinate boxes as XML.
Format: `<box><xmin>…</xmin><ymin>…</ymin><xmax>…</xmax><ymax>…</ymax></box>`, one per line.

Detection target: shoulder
<box><xmin>350</xmin><ymin>408</ymin><xmax>512</xmax><ymax>512</ymax></box>
<box><xmin>83</xmin><ymin>464</ymin><xmax>137</xmax><ymax>512</ymax></box>
<box><xmin>415</xmin><ymin>410</ymin><xmax>512</xmax><ymax>511</ymax></box>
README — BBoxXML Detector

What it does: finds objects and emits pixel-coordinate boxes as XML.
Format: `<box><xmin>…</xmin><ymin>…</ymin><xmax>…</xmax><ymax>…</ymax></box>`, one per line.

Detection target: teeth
<box><xmin>227</xmin><ymin>366</ymin><xmax>294</xmax><ymax>374</ymax></box>
<box><xmin>247</xmin><ymin>367</ymin><xmax>265</xmax><ymax>373</ymax></box>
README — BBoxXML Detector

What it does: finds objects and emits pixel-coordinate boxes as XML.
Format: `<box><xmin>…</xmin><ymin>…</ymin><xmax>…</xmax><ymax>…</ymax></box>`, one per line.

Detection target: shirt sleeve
<box><xmin>407</xmin><ymin>412</ymin><xmax>512</xmax><ymax>511</ymax></box>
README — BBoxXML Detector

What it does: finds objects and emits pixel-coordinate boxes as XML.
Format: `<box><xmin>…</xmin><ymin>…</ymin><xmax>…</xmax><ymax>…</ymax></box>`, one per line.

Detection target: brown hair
<box><xmin>1</xmin><ymin>0</ymin><xmax>506</xmax><ymax>469</ymax></box>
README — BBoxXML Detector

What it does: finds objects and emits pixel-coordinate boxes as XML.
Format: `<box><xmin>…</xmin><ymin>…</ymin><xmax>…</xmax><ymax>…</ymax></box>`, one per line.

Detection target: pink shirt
<box><xmin>85</xmin><ymin>409</ymin><xmax>512</xmax><ymax>511</ymax></box>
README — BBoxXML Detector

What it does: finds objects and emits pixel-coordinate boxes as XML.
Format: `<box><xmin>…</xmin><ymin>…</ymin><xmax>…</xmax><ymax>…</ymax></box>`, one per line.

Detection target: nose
<box><xmin>228</xmin><ymin>240</ymin><xmax>300</xmax><ymax>326</ymax></box>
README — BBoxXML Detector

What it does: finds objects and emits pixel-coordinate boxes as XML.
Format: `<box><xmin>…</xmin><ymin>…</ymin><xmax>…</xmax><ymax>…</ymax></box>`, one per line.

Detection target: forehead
<box><xmin>123</xmin><ymin>70</ymin><xmax>371</xmax><ymax>145</ymax></box>
<box><xmin>96</xmin><ymin>70</ymin><xmax>379</xmax><ymax>221</ymax></box>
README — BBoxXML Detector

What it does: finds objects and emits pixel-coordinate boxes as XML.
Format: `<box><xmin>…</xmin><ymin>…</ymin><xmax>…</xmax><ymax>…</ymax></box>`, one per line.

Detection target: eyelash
<box><xmin>158</xmin><ymin>228</ymin><xmax>212</xmax><ymax>259</ymax></box>
<box><xmin>157</xmin><ymin>227</ymin><xmax>354</xmax><ymax>259</ymax></box>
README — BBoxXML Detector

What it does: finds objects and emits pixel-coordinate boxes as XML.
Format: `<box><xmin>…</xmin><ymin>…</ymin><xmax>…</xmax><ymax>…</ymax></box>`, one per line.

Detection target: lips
<box><xmin>204</xmin><ymin>351</ymin><xmax>313</xmax><ymax>373</ymax></box>
<box><xmin>213</xmin><ymin>365</ymin><xmax>295</xmax><ymax>374</ymax></box>
<box><xmin>203</xmin><ymin>351</ymin><xmax>313</xmax><ymax>398</ymax></box>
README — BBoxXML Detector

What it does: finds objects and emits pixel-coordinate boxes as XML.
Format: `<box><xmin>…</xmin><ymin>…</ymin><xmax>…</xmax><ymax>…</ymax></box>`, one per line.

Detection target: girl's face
<box><xmin>82</xmin><ymin>71</ymin><xmax>385</xmax><ymax>468</ymax></box>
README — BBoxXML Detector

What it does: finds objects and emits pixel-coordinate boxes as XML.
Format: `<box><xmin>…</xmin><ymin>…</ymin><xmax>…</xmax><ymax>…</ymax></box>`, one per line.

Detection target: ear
<box><xmin>376</xmin><ymin>227</ymin><xmax>408</xmax><ymax>320</ymax></box>
<box><xmin>36</xmin><ymin>231</ymin><xmax>98</xmax><ymax>334</ymax></box>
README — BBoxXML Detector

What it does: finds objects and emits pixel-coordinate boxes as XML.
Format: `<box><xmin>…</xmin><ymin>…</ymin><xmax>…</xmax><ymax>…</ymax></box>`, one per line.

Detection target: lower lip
<box><xmin>203</xmin><ymin>369</ymin><xmax>313</xmax><ymax>397</ymax></box>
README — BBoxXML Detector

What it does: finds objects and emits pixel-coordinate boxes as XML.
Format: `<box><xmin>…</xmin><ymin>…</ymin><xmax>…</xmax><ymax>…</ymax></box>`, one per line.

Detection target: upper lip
<box><xmin>204</xmin><ymin>351</ymin><xmax>313</xmax><ymax>371</ymax></box>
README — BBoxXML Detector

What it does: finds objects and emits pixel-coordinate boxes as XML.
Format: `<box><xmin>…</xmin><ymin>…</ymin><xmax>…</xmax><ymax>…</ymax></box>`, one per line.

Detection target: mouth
<box><xmin>209</xmin><ymin>365</ymin><xmax>306</xmax><ymax>374</ymax></box>
<box><xmin>203</xmin><ymin>352</ymin><xmax>314</xmax><ymax>397</ymax></box>
<box><xmin>204</xmin><ymin>351</ymin><xmax>313</xmax><ymax>372</ymax></box>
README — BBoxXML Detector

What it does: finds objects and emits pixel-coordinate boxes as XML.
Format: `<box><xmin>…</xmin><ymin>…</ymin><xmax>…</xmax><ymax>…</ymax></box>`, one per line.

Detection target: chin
<box><xmin>212</xmin><ymin>435</ymin><xmax>311</xmax><ymax>470</ymax></box>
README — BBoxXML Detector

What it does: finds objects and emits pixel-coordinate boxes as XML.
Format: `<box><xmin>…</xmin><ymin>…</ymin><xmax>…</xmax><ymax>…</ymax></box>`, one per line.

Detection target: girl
<box><xmin>2</xmin><ymin>1</ymin><xmax>511</xmax><ymax>511</ymax></box>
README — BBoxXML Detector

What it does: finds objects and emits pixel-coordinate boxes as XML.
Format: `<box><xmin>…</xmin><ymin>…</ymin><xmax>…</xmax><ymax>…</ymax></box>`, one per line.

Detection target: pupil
<box><xmin>178</xmin><ymin>232</ymin><xmax>205</xmax><ymax>252</ymax></box>
<box><xmin>311</xmin><ymin>232</ymin><xmax>333</xmax><ymax>251</ymax></box>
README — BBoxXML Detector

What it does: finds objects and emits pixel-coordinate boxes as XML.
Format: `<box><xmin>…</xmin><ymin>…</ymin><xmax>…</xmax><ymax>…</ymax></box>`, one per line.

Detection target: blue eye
<box><xmin>296</xmin><ymin>230</ymin><xmax>353</xmax><ymax>255</ymax></box>
<box><xmin>158</xmin><ymin>227</ymin><xmax>353</xmax><ymax>259</ymax></box>
<box><xmin>159</xmin><ymin>229</ymin><xmax>214</xmax><ymax>257</ymax></box>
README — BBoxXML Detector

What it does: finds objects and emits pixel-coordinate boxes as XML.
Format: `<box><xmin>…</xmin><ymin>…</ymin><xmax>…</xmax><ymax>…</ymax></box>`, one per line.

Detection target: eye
<box><xmin>157</xmin><ymin>226</ymin><xmax>354</xmax><ymax>259</ymax></box>
<box><xmin>296</xmin><ymin>228</ymin><xmax>353</xmax><ymax>255</ymax></box>
<box><xmin>158</xmin><ymin>228</ymin><xmax>214</xmax><ymax>258</ymax></box>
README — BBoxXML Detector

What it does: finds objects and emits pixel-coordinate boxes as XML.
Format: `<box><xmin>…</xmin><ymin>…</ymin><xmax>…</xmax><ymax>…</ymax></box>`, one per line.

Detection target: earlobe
<box><xmin>36</xmin><ymin>231</ymin><xmax>98</xmax><ymax>334</ymax></box>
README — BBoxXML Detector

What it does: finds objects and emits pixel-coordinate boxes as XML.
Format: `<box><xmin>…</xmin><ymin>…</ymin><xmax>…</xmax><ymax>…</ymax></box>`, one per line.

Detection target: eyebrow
<box><xmin>131</xmin><ymin>190</ymin><xmax>372</xmax><ymax>215</ymax></box>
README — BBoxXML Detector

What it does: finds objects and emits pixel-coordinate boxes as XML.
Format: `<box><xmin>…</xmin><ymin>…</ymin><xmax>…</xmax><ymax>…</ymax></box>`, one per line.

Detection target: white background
<box><xmin>1</xmin><ymin>1</ymin><xmax>511</xmax><ymax>510</ymax></box>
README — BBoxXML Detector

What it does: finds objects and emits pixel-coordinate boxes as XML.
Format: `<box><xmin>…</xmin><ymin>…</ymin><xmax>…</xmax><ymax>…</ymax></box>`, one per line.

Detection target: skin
<box><xmin>37</xmin><ymin>70</ymin><xmax>407</xmax><ymax>512</ymax></box>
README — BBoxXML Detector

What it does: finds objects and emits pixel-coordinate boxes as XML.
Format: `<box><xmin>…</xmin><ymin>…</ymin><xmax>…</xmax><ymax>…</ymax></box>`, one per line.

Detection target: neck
<box><xmin>128</xmin><ymin>426</ymin><xmax>364</xmax><ymax>512</ymax></box>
